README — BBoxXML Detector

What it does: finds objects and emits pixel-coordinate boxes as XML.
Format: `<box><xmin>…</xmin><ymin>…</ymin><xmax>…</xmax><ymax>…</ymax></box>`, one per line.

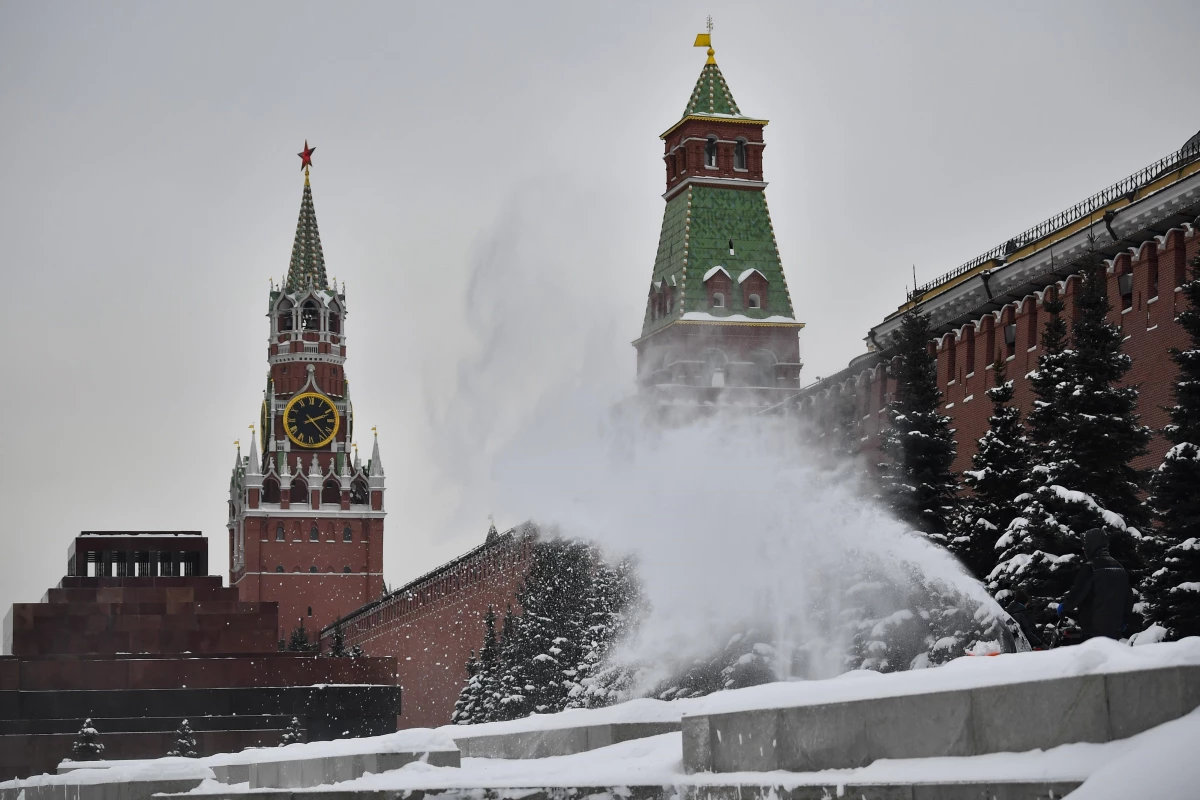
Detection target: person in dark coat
<box><xmin>1007</xmin><ymin>588</ymin><xmax>1045</xmax><ymax>649</ymax></box>
<box><xmin>1057</xmin><ymin>528</ymin><xmax>1133</xmax><ymax>640</ymax></box>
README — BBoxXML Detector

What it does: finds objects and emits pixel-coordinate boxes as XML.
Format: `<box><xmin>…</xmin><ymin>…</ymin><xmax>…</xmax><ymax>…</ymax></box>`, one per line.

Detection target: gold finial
<box><xmin>694</xmin><ymin>17</ymin><xmax>716</xmax><ymax>64</ymax></box>
<box><xmin>371</xmin><ymin>426</ymin><xmax>378</xmax><ymax>435</ymax></box>
<box><xmin>234</xmin><ymin>439</ymin><xmax>240</xmax><ymax>448</ymax></box>
<box><xmin>249</xmin><ymin>424</ymin><xmax>255</xmax><ymax>433</ymax></box>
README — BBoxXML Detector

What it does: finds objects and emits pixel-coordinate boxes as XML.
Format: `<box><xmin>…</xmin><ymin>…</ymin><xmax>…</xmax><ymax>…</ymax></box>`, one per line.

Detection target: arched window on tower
<box><xmin>301</xmin><ymin>300</ymin><xmax>320</xmax><ymax>331</ymax></box>
<box><xmin>309</xmin><ymin>526</ymin><xmax>319</xmax><ymax>542</ymax></box>
<box><xmin>329</xmin><ymin>303</ymin><xmax>341</xmax><ymax>334</ymax></box>
<box><xmin>262</xmin><ymin>478</ymin><xmax>281</xmax><ymax>504</ymax></box>
<box><xmin>350</xmin><ymin>478</ymin><xmax>369</xmax><ymax>505</ymax></box>
<box><xmin>277</xmin><ymin>300</ymin><xmax>294</xmax><ymax>333</ymax></box>
<box><xmin>748</xmin><ymin>349</ymin><xmax>777</xmax><ymax>388</ymax></box>
<box><xmin>704</xmin><ymin>136</ymin><xmax>718</xmax><ymax>169</ymax></box>
<box><xmin>747</xmin><ymin>294</ymin><xmax>761</xmax><ymax>309</ymax></box>
<box><xmin>322</xmin><ymin>479</ymin><xmax>341</xmax><ymax>505</ymax></box>
<box><xmin>275</xmin><ymin>525</ymin><xmax>285</xmax><ymax>542</ymax></box>
<box><xmin>702</xmin><ymin>348</ymin><xmax>729</xmax><ymax>388</ymax></box>
<box><xmin>289</xmin><ymin>477</ymin><xmax>308</xmax><ymax>505</ymax></box>
<box><xmin>734</xmin><ymin>138</ymin><xmax>747</xmax><ymax>170</ymax></box>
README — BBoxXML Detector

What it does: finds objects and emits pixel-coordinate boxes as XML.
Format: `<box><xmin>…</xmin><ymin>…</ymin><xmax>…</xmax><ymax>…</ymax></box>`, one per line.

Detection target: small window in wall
<box><xmin>276</xmin><ymin>525</ymin><xmax>285</xmax><ymax>541</ymax></box>
<box><xmin>343</xmin><ymin>527</ymin><xmax>353</xmax><ymax>542</ymax></box>
<box><xmin>1004</xmin><ymin>323</ymin><xmax>1017</xmax><ymax>356</ymax></box>
<box><xmin>309</xmin><ymin>526</ymin><xmax>319</xmax><ymax>542</ymax></box>
<box><xmin>712</xmin><ymin>292</ymin><xmax>725</xmax><ymax>309</ymax></box>
<box><xmin>728</xmin><ymin>238</ymin><xmax>735</xmax><ymax>256</ymax></box>
<box><xmin>307</xmin><ymin>606</ymin><xmax>313</xmax><ymax>616</ymax></box>
<box><xmin>748</xmin><ymin>294</ymin><xmax>761</xmax><ymax>309</ymax></box>
<box><xmin>275</xmin><ymin>565</ymin><xmax>284</xmax><ymax>573</ymax></box>
<box><xmin>309</xmin><ymin>566</ymin><xmax>318</xmax><ymax>573</ymax></box>
<box><xmin>734</xmin><ymin>139</ymin><xmax>747</xmax><ymax>170</ymax></box>
<box><xmin>704</xmin><ymin>136</ymin><xmax>718</xmax><ymax>168</ymax></box>
<box><xmin>343</xmin><ymin>566</ymin><xmax>351</xmax><ymax>573</ymax></box>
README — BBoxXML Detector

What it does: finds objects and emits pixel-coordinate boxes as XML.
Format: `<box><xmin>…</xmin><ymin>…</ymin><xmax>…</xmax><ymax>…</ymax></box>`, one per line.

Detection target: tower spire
<box><xmin>685</xmin><ymin>22</ymin><xmax>742</xmax><ymax>117</ymax></box>
<box><xmin>286</xmin><ymin>141</ymin><xmax>328</xmax><ymax>291</ymax></box>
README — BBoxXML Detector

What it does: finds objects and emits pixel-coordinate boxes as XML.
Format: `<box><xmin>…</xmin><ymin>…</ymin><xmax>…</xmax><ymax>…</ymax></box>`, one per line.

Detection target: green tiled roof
<box><xmin>286</xmin><ymin>179</ymin><xmax>329</xmax><ymax>290</ymax></box>
<box><xmin>640</xmin><ymin>185</ymin><xmax>795</xmax><ymax>338</ymax></box>
<box><xmin>684</xmin><ymin>62</ymin><xmax>742</xmax><ymax>117</ymax></box>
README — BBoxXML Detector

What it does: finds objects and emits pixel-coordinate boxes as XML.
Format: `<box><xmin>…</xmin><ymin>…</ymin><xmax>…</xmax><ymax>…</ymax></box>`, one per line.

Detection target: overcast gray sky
<box><xmin>1</xmin><ymin>1</ymin><xmax>1197</xmax><ymax>613</ymax></box>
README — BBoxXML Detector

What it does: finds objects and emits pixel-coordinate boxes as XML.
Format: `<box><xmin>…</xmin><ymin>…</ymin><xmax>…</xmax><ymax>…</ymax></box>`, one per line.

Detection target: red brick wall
<box><xmin>806</xmin><ymin>228</ymin><xmax>1200</xmax><ymax>482</ymax></box>
<box><xmin>664</xmin><ymin>118</ymin><xmax>766</xmax><ymax>193</ymax></box>
<box><xmin>337</xmin><ymin>536</ymin><xmax>532</xmax><ymax>729</ymax></box>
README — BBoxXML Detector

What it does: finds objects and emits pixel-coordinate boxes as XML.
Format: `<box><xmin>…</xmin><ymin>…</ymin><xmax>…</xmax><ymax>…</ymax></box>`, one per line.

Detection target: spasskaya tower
<box><xmin>228</xmin><ymin>143</ymin><xmax>386</xmax><ymax>644</ymax></box>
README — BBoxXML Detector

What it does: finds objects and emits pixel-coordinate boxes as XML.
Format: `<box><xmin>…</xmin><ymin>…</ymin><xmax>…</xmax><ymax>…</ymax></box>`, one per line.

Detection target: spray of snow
<box><xmin>424</xmin><ymin>181</ymin><xmax>1006</xmax><ymax>689</ymax></box>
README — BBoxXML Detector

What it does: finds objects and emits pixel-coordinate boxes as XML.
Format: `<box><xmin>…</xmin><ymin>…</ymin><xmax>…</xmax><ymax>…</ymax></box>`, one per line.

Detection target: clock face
<box><xmin>283</xmin><ymin>392</ymin><xmax>340</xmax><ymax>449</ymax></box>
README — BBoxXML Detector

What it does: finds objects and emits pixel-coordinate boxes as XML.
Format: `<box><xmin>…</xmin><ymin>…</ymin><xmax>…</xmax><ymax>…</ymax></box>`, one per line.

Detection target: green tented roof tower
<box><xmin>634</xmin><ymin>32</ymin><xmax>803</xmax><ymax>405</ymax></box>
<box><xmin>286</xmin><ymin>171</ymin><xmax>329</xmax><ymax>291</ymax></box>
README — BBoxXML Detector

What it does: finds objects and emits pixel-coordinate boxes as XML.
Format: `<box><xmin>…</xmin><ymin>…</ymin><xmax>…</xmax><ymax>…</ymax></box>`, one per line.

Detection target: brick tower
<box><xmin>634</xmin><ymin>31</ymin><xmax>805</xmax><ymax>409</ymax></box>
<box><xmin>229</xmin><ymin>144</ymin><xmax>385</xmax><ymax>644</ymax></box>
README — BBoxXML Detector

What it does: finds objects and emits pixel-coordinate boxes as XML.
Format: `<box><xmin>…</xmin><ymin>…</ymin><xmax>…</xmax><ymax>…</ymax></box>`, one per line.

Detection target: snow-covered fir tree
<box><xmin>953</xmin><ymin>358</ymin><xmax>1032</xmax><ymax>580</ymax></box>
<box><xmin>653</xmin><ymin>627</ymin><xmax>777</xmax><ymax>700</ymax></box>
<box><xmin>991</xmin><ymin>254</ymin><xmax>1149</xmax><ymax>624</ymax></box>
<box><xmin>167</xmin><ymin>719</ymin><xmax>199</xmax><ymax>758</ymax></box>
<box><xmin>279</xmin><ymin>717</ymin><xmax>304</xmax><ymax>746</ymax></box>
<box><xmin>286</xmin><ymin>623</ymin><xmax>316</xmax><ymax>652</ymax></box>
<box><xmin>490</xmin><ymin>605</ymin><xmax>521</xmax><ymax>721</ymax></box>
<box><xmin>457</xmin><ymin>540</ymin><xmax>642</xmax><ymax>722</ymax></box>
<box><xmin>878</xmin><ymin>305</ymin><xmax>959</xmax><ymax>536</ymax></box>
<box><xmin>71</xmin><ymin>718</ymin><xmax>104</xmax><ymax>761</ymax></box>
<box><xmin>327</xmin><ymin>621</ymin><xmax>347</xmax><ymax>657</ymax></box>
<box><xmin>505</xmin><ymin>538</ymin><xmax>593</xmax><ymax>716</ymax></box>
<box><xmin>1145</xmin><ymin>253</ymin><xmax>1200</xmax><ymax>640</ymax></box>
<box><xmin>452</xmin><ymin>606</ymin><xmax>501</xmax><ymax>724</ymax></box>
<box><xmin>567</xmin><ymin>556</ymin><xmax>643</xmax><ymax>708</ymax></box>
<box><xmin>451</xmin><ymin>650</ymin><xmax>481</xmax><ymax>724</ymax></box>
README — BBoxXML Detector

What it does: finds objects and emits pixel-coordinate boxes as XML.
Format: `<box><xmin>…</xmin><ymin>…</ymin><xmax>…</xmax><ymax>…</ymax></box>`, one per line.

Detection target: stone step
<box><xmin>452</xmin><ymin>721</ymin><xmax>680</xmax><ymax>759</ymax></box>
<box><xmin>165</xmin><ymin>780</ymin><xmax>1083</xmax><ymax>800</ymax></box>
<box><xmin>683</xmin><ymin>663</ymin><xmax>1200</xmax><ymax>774</ymax></box>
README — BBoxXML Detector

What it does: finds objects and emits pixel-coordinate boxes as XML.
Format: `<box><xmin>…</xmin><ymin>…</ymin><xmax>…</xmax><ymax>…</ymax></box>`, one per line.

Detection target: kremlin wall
<box><xmin>798</xmin><ymin>133</ymin><xmax>1200</xmax><ymax>474</ymax></box>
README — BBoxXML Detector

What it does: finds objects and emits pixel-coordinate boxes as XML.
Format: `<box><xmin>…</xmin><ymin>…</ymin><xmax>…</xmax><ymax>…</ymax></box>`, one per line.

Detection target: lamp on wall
<box><xmin>1118</xmin><ymin>272</ymin><xmax>1133</xmax><ymax>296</ymax></box>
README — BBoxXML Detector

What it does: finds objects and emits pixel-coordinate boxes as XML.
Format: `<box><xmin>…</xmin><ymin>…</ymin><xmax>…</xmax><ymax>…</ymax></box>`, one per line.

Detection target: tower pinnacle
<box><xmin>286</xmin><ymin>142</ymin><xmax>328</xmax><ymax>291</ymax></box>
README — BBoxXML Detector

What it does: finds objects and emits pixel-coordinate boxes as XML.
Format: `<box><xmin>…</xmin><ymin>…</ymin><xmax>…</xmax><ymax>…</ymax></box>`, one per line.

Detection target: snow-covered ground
<box><xmin>8</xmin><ymin>639</ymin><xmax>1199</xmax><ymax>797</ymax></box>
<box><xmin>180</xmin><ymin>709</ymin><xmax>1200</xmax><ymax>796</ymax></box>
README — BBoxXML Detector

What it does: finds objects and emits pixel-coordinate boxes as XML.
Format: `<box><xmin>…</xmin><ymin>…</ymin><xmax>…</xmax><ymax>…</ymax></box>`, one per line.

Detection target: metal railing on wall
<box><xmin>908</xmin><ymin>138</ymin><xmax>1200</xmax><ymax>302</ymax></box>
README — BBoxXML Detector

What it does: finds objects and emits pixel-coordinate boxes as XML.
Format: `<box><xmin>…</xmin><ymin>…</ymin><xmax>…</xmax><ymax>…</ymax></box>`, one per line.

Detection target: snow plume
<box><xmin>427</xmin><ymin>181</ymin><xmax>1010</xmax><ymax>698</ymax></box>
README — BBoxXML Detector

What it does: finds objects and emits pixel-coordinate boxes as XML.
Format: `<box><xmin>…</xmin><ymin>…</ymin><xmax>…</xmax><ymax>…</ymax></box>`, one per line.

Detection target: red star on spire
<box><xmin>298</xmin><ymin>140</ymin><xmax>315</xmax><ymax>171</ymax></box>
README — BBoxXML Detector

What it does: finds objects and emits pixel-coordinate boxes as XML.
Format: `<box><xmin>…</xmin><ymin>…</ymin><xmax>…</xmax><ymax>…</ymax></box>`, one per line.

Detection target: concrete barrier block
<box><xmin>251</xmin><ymin>759</ymin><xmax>279</xmax><ymax>789</ymax></box>
<box><xmin>1105</xmin><ymin>666</ymin><xmax>1190</xmax><ymax>740</ymax></box>
<box><xmin>864</xmin><ymin>690</ymin><xmax>974</xmax><ymax>762</ymax></box>
<box><xmin>710</xmin><ymin>709</ymin><xmax>777</xmax><ymax>773</ymax></box>
<box><xmin>681</xmin><ymin>715</ymin><xmax>713</xmax><ymax>774</ymax></box>
<box><xmin>776</xmin><ymin>701</ymin><xmax>868</xmax><ymax>772</ymax></box>
<box><xmin>971</xmin><ymin>675</ymin><xmax>1109</xmax><ymax>754</ymax></box>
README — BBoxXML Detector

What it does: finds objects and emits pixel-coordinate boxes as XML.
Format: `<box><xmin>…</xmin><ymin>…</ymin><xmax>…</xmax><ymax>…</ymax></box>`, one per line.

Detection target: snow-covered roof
<box><xmin>737</xmin><ymin>268</ymin><xmax>767</xmax><ymax>285</ymax></box>
<box><xmin>681</xmin><ymin>311</ymin><xmax>798</xmax><ymax>324</ymax></box>
<box><xmin>703</xmin><ymin>266</ymin><xmax>731</xmax><ymax>282</ymax></box>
